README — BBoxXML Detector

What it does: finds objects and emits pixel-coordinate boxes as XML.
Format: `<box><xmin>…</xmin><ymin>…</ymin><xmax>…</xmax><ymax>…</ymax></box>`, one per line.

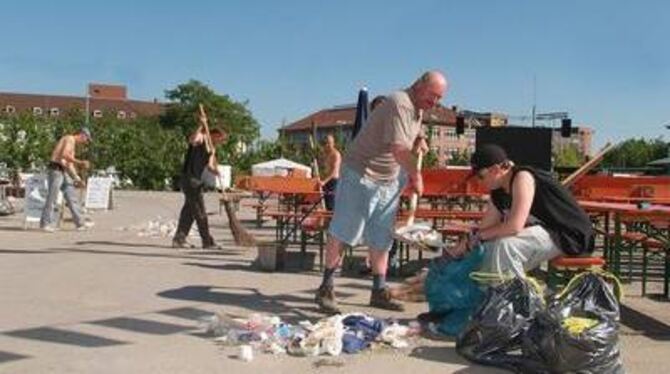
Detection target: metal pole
<box><xmin>531</xmin><ymin>75</ymin><xmax>537</xmax><ymax>127</ymax></box>
<box><xmin>85</xmin><ymin>84</ymin><xmax>90</xmax><ymax>125</ymax></box>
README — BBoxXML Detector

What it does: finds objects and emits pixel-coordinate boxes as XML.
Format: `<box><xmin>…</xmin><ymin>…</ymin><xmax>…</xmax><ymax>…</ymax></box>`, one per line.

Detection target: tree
<box><xmin>447</xmin><ymin>149</ymin><xmax>470</xmax><ymax>166</ymax></box>
<box><xmin>423</xmin><ymin>149</ymin><xmax>439</xmax><ymax>169</ymax></box>
<box><xmin>162</xmin><ymin>79</ymin><xmax>260</xmax><ymax>148</ymax></box>
<box><xmin>602</xmin><ymin>137</ymin><xmax>668</xmax><ymax>168</ymax></box>
<box><xmin>553</xmin><ymin>144</ymin><xmax>584</xmax><ymax>168</ymax></box>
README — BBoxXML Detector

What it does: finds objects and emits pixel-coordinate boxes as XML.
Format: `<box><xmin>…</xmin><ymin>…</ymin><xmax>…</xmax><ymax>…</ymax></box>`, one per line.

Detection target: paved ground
<box><xmin>1</xmin><ymin>191</ymin><xmax>669</xmax><ymax>373</ymax></box>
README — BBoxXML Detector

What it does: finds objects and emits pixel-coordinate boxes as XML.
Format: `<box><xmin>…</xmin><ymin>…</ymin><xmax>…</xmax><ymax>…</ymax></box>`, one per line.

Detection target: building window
<box><xmin>93</xmin><ymin>109</ymin><xmax>103</xmax><ymax>118</ymax></box>
<box><xmin>117</xmin><ymin>110</ymin><xmax>126</xmax><ymax>119</ymax></box>
<box><xmin>4</xmin><ymin>105</ymin><xmax>16</xmax><ymax>114</ymax></box>
<box><xmin>49</xmin><ymin>108</ymin><xmax>60</xmax><ymax>117</ymax></box>
<box><xmin>129</xmin><ymin>112</ymin><xmax>137</xmax><ymax>119</ymax></box>
<box><xmin>33</xmin><ymin>107</ymin><xmax>43</xmax><ymax>116</ymax></box>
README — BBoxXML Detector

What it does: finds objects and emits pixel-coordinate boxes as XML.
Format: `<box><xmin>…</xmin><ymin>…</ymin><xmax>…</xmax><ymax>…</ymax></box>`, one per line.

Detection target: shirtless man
<box><xmin>319</xmin><ymin>134</ymin><xmax>341</xmax><ymax>211</ymax></box>
<box><xmin>40</xmin><ymin>128</ymin><xmax>93</xmax><ymax>232</ymax></box>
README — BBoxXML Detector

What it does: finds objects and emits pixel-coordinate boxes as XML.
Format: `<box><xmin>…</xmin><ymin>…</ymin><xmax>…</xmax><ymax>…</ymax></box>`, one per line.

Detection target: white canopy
<box><xmin>251</xmin><ymin>158</ymin><xmax>312</xmax><ymax>178</ymax></box>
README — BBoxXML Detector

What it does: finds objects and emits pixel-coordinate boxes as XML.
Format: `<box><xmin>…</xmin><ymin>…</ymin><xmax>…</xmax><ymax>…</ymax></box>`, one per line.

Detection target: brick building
<box><xmin>0</xmin><ymin>83</ymin><xmax>162</xmax><ymax>120</ymax></box>
<box><xmin>279</xmin><ymin>104</ymin><xmax>507</xmax><ymax>166</ymax></box>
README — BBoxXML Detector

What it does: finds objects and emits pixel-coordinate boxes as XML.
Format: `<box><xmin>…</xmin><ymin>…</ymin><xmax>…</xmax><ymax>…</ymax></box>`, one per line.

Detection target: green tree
<box><xmin>423</xmin><ymin>149</ymin><xmax>439</xmax><ymax>168</ymax></box>
<box><xmin>447</xmin><ymin>149</ymin><xmax>470</xmax><ymax>166</ymax></box>
<box><xmin>162</xmin><ymin>79</ymin><xmax>260</xmax><ymax>149</ymax></box>
<box><xmin>553</xmin><ymin>144</ymin><xmax>584</xmax><ymax>168</ymax></box>
<box><xmin>602</xmin><ymin>137</ymin><xmax>668</xmax><ymax>168</ymax></box>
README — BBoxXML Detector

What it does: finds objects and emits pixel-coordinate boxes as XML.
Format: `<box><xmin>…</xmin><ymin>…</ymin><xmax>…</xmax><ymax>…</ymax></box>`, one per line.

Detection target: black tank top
<box><xmin>490</xmin><ymin>166</ymin><xmax>594</xmax><ymax>255</ymax></box>
<box><xmin>182</xmin><ymin>142</ymin><xmax>210</xmax><ymax>180</ymax></box>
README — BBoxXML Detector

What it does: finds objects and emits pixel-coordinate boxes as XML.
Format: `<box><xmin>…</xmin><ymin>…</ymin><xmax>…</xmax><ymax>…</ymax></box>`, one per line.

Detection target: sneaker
<box><xmin>76</xmin><ymin>221</ymin><xmax>95</xmax><ymax>231</ymax></box>
<box><xmin>315</xmin><ymin>285</ymin><xmax>341</xmax><ymax>314</ymax></box>
<box><xmin>202</xmin><ymin>241</ymin><xmax>223</xmax><ymax>250</ymax></box>
<box><xmin>172</xmin><ymin>239</ymin><xmax>195</xmax><ymax>249</ymax></box>
<box><xmin>41</xmin><ymin>226</ymin><xmax>57</xmax><ymax>233</ymax></box>
<box><xmin>370</xmin><ymin>287</ymin><xmax>405</xmax><ymax>311</ymax></box>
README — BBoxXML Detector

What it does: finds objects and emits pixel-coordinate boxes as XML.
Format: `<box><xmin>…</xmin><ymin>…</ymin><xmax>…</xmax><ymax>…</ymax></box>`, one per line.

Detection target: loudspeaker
<box><xmin>561</xmin><ymin>118</ymin><xmax>572</xmax><ymax>138</ymax></box>
<box><xmin>456</xmin><ymin>116</ymin><xmax>465</xmax><ymax>136</ymax></box>
<box><xmin>476</xmin><ymin>126</ymin><xmax>553</xmax><ymax>171</ymax></box>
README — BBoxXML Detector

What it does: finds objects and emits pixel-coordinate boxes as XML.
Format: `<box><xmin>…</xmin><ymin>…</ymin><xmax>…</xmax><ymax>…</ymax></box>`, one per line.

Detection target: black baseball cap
<box><xmin>469</xmin><ymin>144</ymin><xmax>508</xmax><ymax>175</ymax></box>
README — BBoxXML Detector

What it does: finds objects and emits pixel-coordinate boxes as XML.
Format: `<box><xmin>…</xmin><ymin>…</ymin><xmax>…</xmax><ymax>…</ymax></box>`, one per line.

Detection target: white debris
<box><xmin>395</xmin><ymin>223</ymin><xmax>444</xmax><ymax>249</ymax></box>
<box><xmin>116</xmin><ymin>216</ymin><xmax>196</xmax><ymax>238</ymax></box>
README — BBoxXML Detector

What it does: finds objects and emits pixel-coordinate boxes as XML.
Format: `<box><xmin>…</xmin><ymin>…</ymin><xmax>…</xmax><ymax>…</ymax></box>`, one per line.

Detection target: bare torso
<box><xmin>322</xmin><ymin>148</ymin><xmax>341</xmax><ymax>180</ymax></box>
<box><xmin>50</xmin><ymin>135</ymin><xmax>75</xmax><ymax>167</ymax></box>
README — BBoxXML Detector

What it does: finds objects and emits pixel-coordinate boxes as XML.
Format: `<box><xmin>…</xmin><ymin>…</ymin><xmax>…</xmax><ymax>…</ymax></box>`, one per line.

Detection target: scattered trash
<box><xmin>116</xmin><ymin>216</ymin><xmax>196</xmax><ymax>238</ymax></box>
<box><xmin>313</xmin><ymin>358</ymin><xmax>345</xmax><ymax>368</ymax></box>
<box><xmin>201</xmin><ymin>311</ymin><xmax>418</xmax><ymax>360</ymax></box>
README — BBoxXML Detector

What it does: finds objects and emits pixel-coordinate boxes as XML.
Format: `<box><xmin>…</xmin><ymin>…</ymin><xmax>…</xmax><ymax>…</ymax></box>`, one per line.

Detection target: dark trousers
<box><xmin>174</xmin><ymin>180</ymin><xmax>214</xmax><ymax>245</ymax></box>
<box><xmin>323</xmin><ymin>178</ymin><xmax>338</xmax><ymax>211</ymax></box>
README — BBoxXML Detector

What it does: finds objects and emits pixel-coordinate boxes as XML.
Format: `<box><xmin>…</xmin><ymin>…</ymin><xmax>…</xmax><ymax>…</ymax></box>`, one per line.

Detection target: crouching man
<box><xmin>446</xmin><ymin>144</ymin><xmax>594</xmax><ymax>277</ymax></box>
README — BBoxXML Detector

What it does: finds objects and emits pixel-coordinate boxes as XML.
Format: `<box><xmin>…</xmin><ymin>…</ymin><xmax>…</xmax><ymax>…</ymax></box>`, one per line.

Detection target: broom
<box><xmin>198</xmin><ymin>104</ymin><xmax>256</xmax><ymax>247</ymax></box>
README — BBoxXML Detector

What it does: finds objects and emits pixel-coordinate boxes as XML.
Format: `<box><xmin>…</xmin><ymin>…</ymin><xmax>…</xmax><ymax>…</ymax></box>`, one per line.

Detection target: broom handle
<box><xmin>406</xmin><ymin>151</ymin><xmax>423</xmax><ymax>227</ymax></box>
<box><xmin>198</xmin><ymin>104</ymin><xmax>226</xmax><ymax>191</ymax></box>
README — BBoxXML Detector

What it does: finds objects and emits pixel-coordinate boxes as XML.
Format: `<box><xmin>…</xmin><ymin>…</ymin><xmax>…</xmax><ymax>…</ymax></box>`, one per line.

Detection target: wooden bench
<box><xmin>547</xmin><ymin>256</ymin><xmax>606</xmax><ymax>289</ymax></box>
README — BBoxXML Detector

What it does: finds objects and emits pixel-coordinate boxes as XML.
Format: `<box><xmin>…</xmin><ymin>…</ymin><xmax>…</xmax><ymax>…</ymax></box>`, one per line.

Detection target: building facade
<box><xmin>0</xmin><ymin>83</ymin><xmax>162</xmax><ymax>120</ymax></box>
<box><xmin>279</xmin><ymin>104</ymin><xmax>507</xmax><ymax>166</ymax></box>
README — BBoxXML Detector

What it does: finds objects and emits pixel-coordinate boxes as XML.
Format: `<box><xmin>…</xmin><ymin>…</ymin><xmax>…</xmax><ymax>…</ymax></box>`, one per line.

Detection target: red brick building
<box><xmin>0</xmin><ymin>83</ymin><xmax>162</xmax><ymax>120</ymax></box>
<box><xmin>279</xmin><ymin>104</ymin><xmax>508</xmax><ymax>166</ymax></box>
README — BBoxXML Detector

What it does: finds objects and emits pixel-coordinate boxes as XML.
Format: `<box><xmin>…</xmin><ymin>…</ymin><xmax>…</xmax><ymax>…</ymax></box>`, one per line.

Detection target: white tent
<box><xmin>251</xmin><ymin>158</ymin><xmax>312</xmax><ymax>178</ymax></box>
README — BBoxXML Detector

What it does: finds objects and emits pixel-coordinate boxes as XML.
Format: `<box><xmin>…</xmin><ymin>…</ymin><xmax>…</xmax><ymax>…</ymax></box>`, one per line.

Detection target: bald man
<box><xmin>315</xmin><ymin>71</ymin><xmax>448</xmax><ymax>313</ymax></box>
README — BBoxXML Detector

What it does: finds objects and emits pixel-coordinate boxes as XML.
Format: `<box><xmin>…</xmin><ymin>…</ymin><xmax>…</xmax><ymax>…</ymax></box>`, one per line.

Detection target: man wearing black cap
<box><xmin>445</xmin><ymin>144</ymin><xmax>594</xmax><ymax>277</ymax></box>
<box><xmin>40</xmin><ymin>128</ymin><xmax>94</xmax><ymax>232</ymax></box>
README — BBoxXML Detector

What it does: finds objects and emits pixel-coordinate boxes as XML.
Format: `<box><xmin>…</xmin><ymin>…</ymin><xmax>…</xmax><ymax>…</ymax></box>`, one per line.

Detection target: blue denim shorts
<box><xmin>328</xmin><ymin>166</ymin><xmax>403</xmax><ymax>251</ymax></box>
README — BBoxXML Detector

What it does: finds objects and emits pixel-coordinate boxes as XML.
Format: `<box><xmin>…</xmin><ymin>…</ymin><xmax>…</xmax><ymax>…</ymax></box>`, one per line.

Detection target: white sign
<box><xmin>24</xmin><ymin>174</ymin><xmax>61</xmax><ymax>225</ymax></box>
<box><xmin>85</xmin><ymin>177</ymin><xmax>114</xmax><ymax>210</ymax></box>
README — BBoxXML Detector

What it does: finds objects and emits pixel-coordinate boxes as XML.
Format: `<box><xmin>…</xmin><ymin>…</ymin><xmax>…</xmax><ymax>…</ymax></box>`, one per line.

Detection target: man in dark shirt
<box><xmin>172</xmin><ymin>123</ymin><xmax>227</xmax><ymax>249</ymax></box>
<box><xmin>446</xmin><ymin>144</ymin><xmax>594</xmax><ymax>277</ymax></box>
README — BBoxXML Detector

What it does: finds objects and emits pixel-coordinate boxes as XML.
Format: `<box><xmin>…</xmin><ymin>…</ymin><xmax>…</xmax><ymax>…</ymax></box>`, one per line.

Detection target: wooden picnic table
<box><xmin>579</xmin><ymin>200</ymin><xmax>670</xmax><ymax>283</ymax></box>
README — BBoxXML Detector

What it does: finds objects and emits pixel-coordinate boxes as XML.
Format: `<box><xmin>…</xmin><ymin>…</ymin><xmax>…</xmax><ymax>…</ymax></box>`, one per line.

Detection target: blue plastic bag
<box><xmin>424</xmin><ymin>245</ymin><xmax>486</xmax><ymax>336</ymax></box>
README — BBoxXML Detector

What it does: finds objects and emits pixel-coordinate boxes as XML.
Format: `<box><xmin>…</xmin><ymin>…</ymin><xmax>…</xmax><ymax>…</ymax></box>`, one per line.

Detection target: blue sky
<box><xmin>1</xmin><ymin>0</ymin><xmax>668</xmax><ymax>147</ymax></box>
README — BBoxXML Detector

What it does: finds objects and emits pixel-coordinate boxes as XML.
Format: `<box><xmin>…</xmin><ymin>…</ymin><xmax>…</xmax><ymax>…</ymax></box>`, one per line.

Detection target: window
<box><xmin>93</xmin><ymin>109</ymin><xmax>103</xmax><ymax>118</ymax></box>
<box><xmin>4</xmin><ymin>105</ymin><xmax>15</xmax><ymax>114</ymax></box>
<box><xmin>117</xmin><ymin>110</ymin><xmax>126</xmax><ymax>119</ymax></box>
<box><xmin>49</xmin><ymin>108</ymin><xmax>60</xmax><ymax>117</ymax></box>
<box><xmin>129</xmin><ymin>112</ymin><xmax>137</xmax><ymax>119</ymax></box>
<box><xmin>33</xmin><ymin>107</ymin><xmax>43</xmax><ymax>116</ymax></box>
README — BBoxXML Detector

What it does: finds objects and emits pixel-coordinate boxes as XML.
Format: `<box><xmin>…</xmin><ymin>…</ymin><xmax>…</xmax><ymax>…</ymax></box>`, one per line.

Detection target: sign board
<box><xmin>201</xmin><ymin>165</ymin><xmax>232</xmax><ymax>190</ymax></box>
<box><xmin>24</xmin><ymin>174</ymin><xmax>61</xmax><ymax>225</ymax></box>
<box><xmin>85</xmin><ymin>177</ymin><xmax>114</xmax><ymax>210</ymax></box>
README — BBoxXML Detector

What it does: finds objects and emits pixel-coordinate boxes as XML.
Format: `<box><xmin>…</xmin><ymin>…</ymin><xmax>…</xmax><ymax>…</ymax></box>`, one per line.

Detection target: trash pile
<box><xmin>394</xmin><ymin>222</ymin><xmax>444</xmax><ymax>251</ymax></box>
<box><xmin>116</xmin><ymin>216</ymin><xmax>196</xmax><ymax>238</ymax></box>
<box><xmin>200</xmin><ymin>312</ymin><xmax>420</xmax><ymax>361</ymax></box>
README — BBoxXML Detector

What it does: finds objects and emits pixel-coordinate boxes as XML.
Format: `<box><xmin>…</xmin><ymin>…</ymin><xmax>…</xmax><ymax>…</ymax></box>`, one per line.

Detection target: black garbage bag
<box><xmin>521</xmin><ymin>272</ymin><xmax>625</xmax><ymax>374</ymax></box>
<box><xmin>456</xmin><ymin>276</ymin><xmax>545</xmax><ymax>372</ymax></box>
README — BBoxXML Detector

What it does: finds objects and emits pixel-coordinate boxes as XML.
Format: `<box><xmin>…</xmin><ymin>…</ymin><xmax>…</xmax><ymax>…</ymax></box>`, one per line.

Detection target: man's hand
<box><xmin>413</xmin><ymin>136</ymin><xmax>429</xmax><ymax>154</ymax></box>
<box><xmin>317</xmin><ymin>179</ymin><xmax>325</xmax><ymax>188</ymax></box>
<box><xmin>409</xmin><ymin>172</ymin><xmax>424</xmax><ymax>197</ymax></box>
<box><xmin>74</xmin><ymin>178</ymin><xmax>86</xmax><ymax>188</ymax></box>
<box><xmin>79</xmin><ymin>160</ymin><xmax>91</xmax><ymax>170</ymax></box>
<box><xmin>444</xmin><ymin>239</ymin><xmax>468</xmax><ymax>258</ymax></box>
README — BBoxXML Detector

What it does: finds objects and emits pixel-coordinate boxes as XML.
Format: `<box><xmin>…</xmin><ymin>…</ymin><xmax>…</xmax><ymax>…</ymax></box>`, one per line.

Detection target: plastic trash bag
<box><xmin>456</xmin><ymin>276</ymin><xmax>545</xmax><ymax>372</ymax></box>
<box><xmin>521</xmin><ymin>272</ymin><xmax>625</xmax><ymax>374</ymax></box>
<box><xmin>424</xmin><ymin>245</ymin><xmax>486</xmax><ymax>336</ymax></box>
<box><xmin>341</xmin><ymin>314</ymin><xmax>385</xmax><ymax>354</ymax></box>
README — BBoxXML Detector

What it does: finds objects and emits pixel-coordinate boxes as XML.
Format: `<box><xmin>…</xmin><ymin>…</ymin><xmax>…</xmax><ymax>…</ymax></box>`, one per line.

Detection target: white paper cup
<box><xmin>238</xmin><ymin>345</ymin><xmax>253</xmax><ymax>362</ymax></box>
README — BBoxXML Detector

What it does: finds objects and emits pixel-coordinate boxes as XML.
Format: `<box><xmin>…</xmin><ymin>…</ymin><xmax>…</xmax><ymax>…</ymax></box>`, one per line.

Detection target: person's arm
<box><xmin>478</xmin><ymin>171</ymin><xmax>535</xmax><ymax>241</ymax></box>
<box><xmin>61</xmin><ymin>137</ymin><xmax>89</xmax><ymax>169</ymax></box>
<box><xmin>444</xmin><ymin>202</ymin><xmax>502</xmax><ymax>257</ymax></box>
<box><xmin>392</xmin><ymin>144</ymin><xmax>423</xmax><ymax>196</ymax></box>
<box><xmin>320</xmin><ymin>151</ymin><xmax>341</xmax><ymax>185</ymax></box>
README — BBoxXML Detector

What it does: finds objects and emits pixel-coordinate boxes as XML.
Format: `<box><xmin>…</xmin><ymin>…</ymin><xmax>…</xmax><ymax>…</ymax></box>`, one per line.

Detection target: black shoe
<box><xmin>315</xmin><ymin>285</ymin><xmax>341</xmax><ymax>314</ymax></box>
<box><xmin>370</xmin><ymin>287</ymin><xmax>405</xmax><ymax>311</ymax></box>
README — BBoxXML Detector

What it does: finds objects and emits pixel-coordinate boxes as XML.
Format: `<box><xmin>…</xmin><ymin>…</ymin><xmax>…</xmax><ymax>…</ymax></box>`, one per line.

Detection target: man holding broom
<box><xmin>314</xmin><ymin>71</ymin><xmax>447</xmax><ymax>313</ymax></box>
<box><xmin>172</xmin><ymin>111</ymin><xmax>227</xmax><ymax>249</ymax></box>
